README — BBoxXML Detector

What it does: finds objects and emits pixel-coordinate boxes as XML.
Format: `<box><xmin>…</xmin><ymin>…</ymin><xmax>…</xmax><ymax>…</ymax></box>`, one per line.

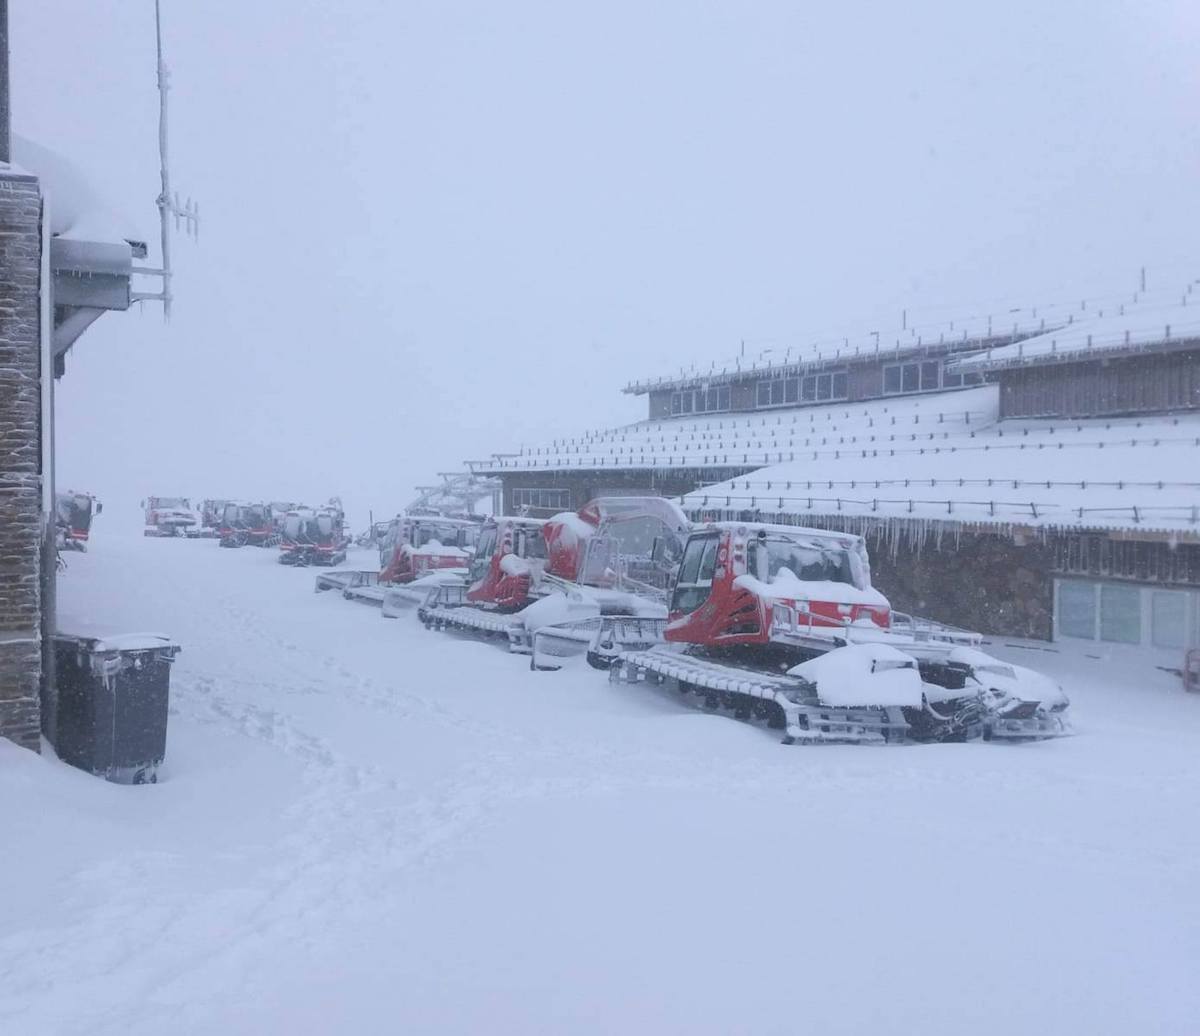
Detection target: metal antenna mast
<box><xmin>147</xmin><ymin>0</ymin><xmax>197</xmax><ymax>318</ymax></box>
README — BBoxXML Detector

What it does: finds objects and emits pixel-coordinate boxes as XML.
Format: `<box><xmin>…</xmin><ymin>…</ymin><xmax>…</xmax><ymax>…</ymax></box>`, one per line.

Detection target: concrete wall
<box><xmin>0</xmin><ymin>172</ymin><xmax>44</xmax><ymax>751</ymax></box>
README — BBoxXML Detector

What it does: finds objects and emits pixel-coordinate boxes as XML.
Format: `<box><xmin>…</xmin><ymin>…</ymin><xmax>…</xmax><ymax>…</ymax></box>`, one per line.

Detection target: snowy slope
<box><xmin>3</xmin><ymin>534</ymin><xmax>1200</xmax><ymax>1034</ymax></box>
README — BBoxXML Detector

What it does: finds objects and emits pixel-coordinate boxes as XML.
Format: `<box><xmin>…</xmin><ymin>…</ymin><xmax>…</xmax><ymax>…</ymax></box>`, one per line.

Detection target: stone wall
<box><xmin>0</xmin><ymin>172</ymin><xmax>44</xmax><ymax>751</ymax></box>
<box><xmin>863</xmin><ymin>530</ymin><xmax>1055</xmax><ymax>640</ymax></box>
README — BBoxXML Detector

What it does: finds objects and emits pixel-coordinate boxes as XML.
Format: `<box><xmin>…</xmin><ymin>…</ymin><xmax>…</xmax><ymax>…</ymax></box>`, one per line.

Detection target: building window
<box><xmin>1057</xmin><ymin>580</ymin><xmax>1097</xmax><ymax>639</ymax></box>
<box><xmin>883</xmin><ymin>359</ymin><xmax>983</xmax><ymax>395</ymax></box>
<box><xmin>671</xmin><ymin>386</ymin><xmax>730</xmax><ymax>416</ymax></box>
<box><xmin>755</xmin><ymin>370</ymin><xmax>847</xmax><ymax>409</ymax></box>
<box><xmin>512</xmin><ymin>488</ymin><xmax>571</xmax><ymax>511</ymax></box>
<box><xmin>1151</xmin><ymin>591</ymin><xmax>1188</xmax><ymax>649</ymax></box>
<box><xmin>1055</xmin><ymin>579</ymin><xmax>1198</xmax><ymax>650</ymax></box>
<box><xmin>1099</xmin><ymin>584</ymin><xmax>1141</xmax><ymax>644</ymax></box>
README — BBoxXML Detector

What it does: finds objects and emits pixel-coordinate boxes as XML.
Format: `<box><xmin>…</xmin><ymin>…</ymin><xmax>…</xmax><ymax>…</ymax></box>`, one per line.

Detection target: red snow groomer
<box><xmin>417</xmin><ymin>497</ymin><xmax>690</xmax><ymax>661</ymax></box>
<box><xmin>56</xmin><ymin>491</ymin><xmax>101</xmax><ymax>551</ymax></box>
<box><xmin>314</xmin><ymin>513</ymin><xmax>481</xmax><ymax>606</ymax></box>
<box><xmin>416</xmin><ymin>515</ymin><xmax>551</xmax><ymax>640</ymax></box>
<box><xmin>610</xmin><ymin>522</ymin><xmax>1071</xmax><ymax>745</ymax></box>
<box><xmin>199</xmin><ymin>499</ymin><xmax>229</xmax><ymax>538</ymax></box>
<box><xmin>278</xmin><ymin>507</ymin><xmax>349</xmax><ymax>566</ymax></box>
<box><xmin>379</xmin><ymin>515</ymin><xmax>479</xmax><ymax>585</ymax></box>
<box><xmin>526</xmin><ymin>496</ymin><xmax>691</xmax><ymax>667</ymax></box>
<box><xmin>218</xmin><ymin>502</ymin><xmax>276</xmax><ymax>548</ymax></box>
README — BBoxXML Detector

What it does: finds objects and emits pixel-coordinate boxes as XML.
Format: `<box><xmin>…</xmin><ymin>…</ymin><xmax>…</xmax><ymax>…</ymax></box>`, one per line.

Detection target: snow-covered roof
<box><xmin>680</xmin><ymin>386</ymin><xmax>1200</xmax><ymax>538</ymax></box>
<box><xmin>477</xmin><ymin>386</ymin><xmax>996</xmax><ymax>474</ymax></box>
<box><xmin>618</xmin><ymin>291</ymin><xmax>1171</xmax><ymax>395</ymax></box>
<box><xmin>12</xmin><ymin>135</ymin><xmax>145</xmax><ymax>249</ymax></box>
<box><xmin>954</xmin><ymin>285</ymin><xmax>1200</xmax><ymax>372</ymax></box>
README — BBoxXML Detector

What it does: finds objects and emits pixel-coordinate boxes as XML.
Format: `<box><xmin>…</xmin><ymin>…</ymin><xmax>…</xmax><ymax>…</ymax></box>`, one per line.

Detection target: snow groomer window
<box><xmin>672</xmin><ymin>534</ymin><xmax>720</xmax><ymax>614</ymax></box>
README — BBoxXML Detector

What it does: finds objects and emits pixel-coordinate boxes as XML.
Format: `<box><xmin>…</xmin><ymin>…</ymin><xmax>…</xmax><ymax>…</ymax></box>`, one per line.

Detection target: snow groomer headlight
<box><xmin>772</xmin><ymin>603</ymin><xmax>793</xmax><ymax>630</ymax></box>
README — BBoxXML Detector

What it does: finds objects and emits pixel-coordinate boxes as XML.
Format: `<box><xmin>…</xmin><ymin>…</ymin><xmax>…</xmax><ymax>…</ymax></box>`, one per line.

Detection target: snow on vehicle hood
<box><xmin>500</xmin><ymin>553</ymin><xmax>533</xmax><ymax>577</ymax></box>
<box><xmin>733</xmin><ymin>569</ymin><xmax>888</xmax><ymax>608</ymax></box>
<box><xmin>406</xmin><ymin>569</ymin><xmax>469</xmax><ymax>587</ymax></box>
<box><xmin>788</xmin><ymin>643</ymin><xmax>922</xmax><ymax>708</ymax></box>
<box><xmin>154</xmin><ymin>509</ymin><xmax>198</xmax><ymax>524</ymax></box>
<box><xmin>517</xmin><ymin>594</ymin><xmax>601</xmax><ymax>632</ymax></box>
<box><xmin>548</xmin><ymin>511</ymin><xmax>596</xmax><ymax>542</ymax></box>
<box><xmin>402</xmin><ymin>539</ymin><xmax>470</xmax><ymax>558</ymax></box>
<box><xmin>949</xmin><ymin>646</ymin><xmax>1069</xmax><ymax>707</ymax></box>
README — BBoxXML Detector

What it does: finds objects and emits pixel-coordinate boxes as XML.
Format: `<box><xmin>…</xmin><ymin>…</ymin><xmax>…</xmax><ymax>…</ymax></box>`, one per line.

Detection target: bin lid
<box><xmin>54</xmin><ymin>620</ymin><xmax>178</xmax><ymax>653</ymax></box>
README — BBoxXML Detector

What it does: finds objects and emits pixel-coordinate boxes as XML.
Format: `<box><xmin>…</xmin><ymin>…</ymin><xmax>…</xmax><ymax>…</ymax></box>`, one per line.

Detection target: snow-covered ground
<box><xmin>4</xmin><ymin>533</ymin><xmax>1200</xmax><ymax>1035</ymax></box>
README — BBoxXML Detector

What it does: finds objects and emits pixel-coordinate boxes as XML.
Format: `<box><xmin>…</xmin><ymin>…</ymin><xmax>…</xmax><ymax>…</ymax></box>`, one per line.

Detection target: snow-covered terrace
<box><xmin>478</xmin><ymin>384</ymin><xmax>1200</xmax><ymax>539</ymax></box>
<box><xmin>478</xmin><ymin>386</ymin><xmax>995</xmax><ymax>474</ymax></box>
<box><xmin>680</xmin><ymin>386</ymin><xmax>1200</xmax><ymax>539</ymax></box>
<box><xmin>619</xmin><ymin>287</ymin><xmax>1182</xmax><ymax>394</ymax></box>
<box><xmin>954</xmin><ymin>285</ymin><xmax>1200</xmax><ymax>372</ymax></box>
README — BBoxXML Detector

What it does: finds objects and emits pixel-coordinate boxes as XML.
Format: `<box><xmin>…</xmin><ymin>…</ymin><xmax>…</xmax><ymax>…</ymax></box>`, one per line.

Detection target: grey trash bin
<box><xmin>50</xmin><ymin>631</ymin><xmax>181</xmax><ymax>784</ymax></box>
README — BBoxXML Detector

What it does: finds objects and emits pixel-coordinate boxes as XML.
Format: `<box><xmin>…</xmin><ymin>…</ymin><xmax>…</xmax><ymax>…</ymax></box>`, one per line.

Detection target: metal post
<box><xmin>155</xmin><ymin>0</ymin><xmax>173</xmax><ymax>318</ymax></box>
<box><xmin>0</xmin><ymin>0</ymin><xmax>9</xmax><ymax>164</ymax></box>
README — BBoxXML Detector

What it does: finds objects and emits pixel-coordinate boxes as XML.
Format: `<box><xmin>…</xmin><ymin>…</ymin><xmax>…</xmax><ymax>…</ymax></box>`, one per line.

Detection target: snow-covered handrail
<box><xmin>689</xmin><ymin>494</ymin><xmax>1200</xmax><ymax>526</ymax></box>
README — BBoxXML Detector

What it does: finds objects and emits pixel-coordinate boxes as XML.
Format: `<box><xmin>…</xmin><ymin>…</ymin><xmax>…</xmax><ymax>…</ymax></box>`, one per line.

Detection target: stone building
<box><xmin>0</xmin><ymin>169</ymin><xmax>46</xmax><ymax>750</ymax></box>
<box><xmin>0</xmin><ymin>143</ymin><xmax>144</xmax><ymax>751</ymax></box>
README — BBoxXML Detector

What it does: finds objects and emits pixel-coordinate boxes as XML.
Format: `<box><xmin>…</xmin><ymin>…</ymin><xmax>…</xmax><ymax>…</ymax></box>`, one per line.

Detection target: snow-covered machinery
<box><xmin>376</xmin><ymin>515</ymin><xmax>481</xmax><ymax>610</ymax></box>
<box><xmin>142</xmin><ymin>496</ymin><xmax>201</xmax><ymax>538</ymax></box>
<box><xmin>609</xmin><ymin>522</ymin><xmax>1071</xmax><ymax>745</ymax></box>
<box><xmin>278</xmin><ymin>506</ymin><xmax>350</xmax><ymax>566</ymax></box>
<box><xmin>268</xmin><ymin>501</ymin><xmax>299</xmax><ymax>535</ymax></box>
<box><xmin>218</xmin><ymin>502</ymin><xmax>276</xmax><ymax>548</ymax></box>
<box><xmin>198</xmin><ymin>499</ymin><xmax>229</xmax><ymax>538</ymax></box>
<box><xmin>416</xmin><ymin>515</ymin><xmax>550</xmax><ymax>641</ymax></box>
<box><xmin>56</xmin><ymin>491</ymin><xmax>101</xmax><ymax>551</ymax></box>
<box><xmin>417</xmin><ymin>498</ymin><xmax>691</xmax><ymax>662</ymax></box>
<box><xmin>356</xmin><ymin>520</ymin><xmax>391</xmax><ymax>549</ymax></box>
<box><xmin>523</xmin><ymin>497</ymin><xmax>691</xmax><ymax>668</ymax></box>
<box><xmin>314</xmin><ymin>513</ymin><xmax>481</xmax><ymax>606</ymax></box>
<box><xmin>381</xmin><ymin>515</ymin><xmax>478</xmax><ymax>583</ymax></box>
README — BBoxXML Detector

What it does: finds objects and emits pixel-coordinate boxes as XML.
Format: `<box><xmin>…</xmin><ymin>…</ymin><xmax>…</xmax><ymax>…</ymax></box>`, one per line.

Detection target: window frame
<box><xmin>512</xmin><ymin>487</ymin><xmax>570</xmax><ymax>512</ymax></box>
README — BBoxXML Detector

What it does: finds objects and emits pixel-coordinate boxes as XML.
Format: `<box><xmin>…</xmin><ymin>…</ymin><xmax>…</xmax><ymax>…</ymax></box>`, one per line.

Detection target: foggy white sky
<box><xmin>13</xmin><ymin>0</ymin><xmax>1200</xmax><ymax>528</ymax></box>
